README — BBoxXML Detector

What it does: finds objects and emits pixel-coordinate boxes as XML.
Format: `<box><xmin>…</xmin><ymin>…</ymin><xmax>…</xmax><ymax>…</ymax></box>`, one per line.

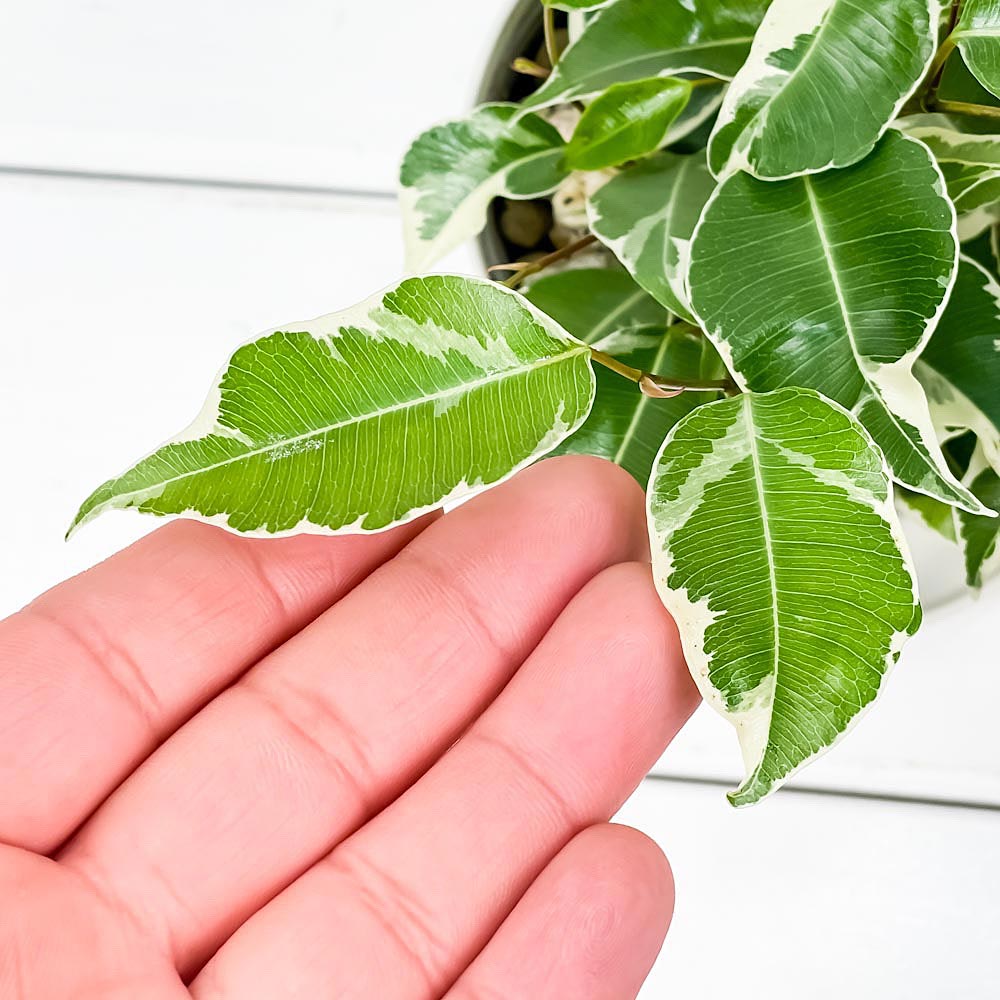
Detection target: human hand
<box><xmin>0</xmin><ymin>456</ymin><xmax>698</xmax><ymax>999</ymax></box>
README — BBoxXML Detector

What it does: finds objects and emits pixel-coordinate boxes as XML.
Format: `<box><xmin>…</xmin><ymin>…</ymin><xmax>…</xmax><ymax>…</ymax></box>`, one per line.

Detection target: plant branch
<box><xmin>512</xmin><ymin>57</ymin><xmax>550</xmax><ymax>80</ymax></box>
<box><xmin>689</xmin><ymin>76</ymin><xmax>725</xmax><ymax>89</ymax></box>
<box><xmin>543</xmin><ymin>5</ymin><xmax>560</xmax><ymax>68</ymax></box>
<box><xmin>920</xmin><ymin>0</ymin><xmax>962</xmax><ymax>111</ymax></box>
<box><xmin>926</xmin><ymin>97</ymin><xmax>1000</xmax><ymax>120</ymax></box>
<box><xmin>589</xmin><ymin>348</ymin><xmax>737</xmax><ymax>395</ymax></box>
<box><xmin>499</xmin><ymin>233</ymin><xmax>599</xmax><ymax>288</ymax></box>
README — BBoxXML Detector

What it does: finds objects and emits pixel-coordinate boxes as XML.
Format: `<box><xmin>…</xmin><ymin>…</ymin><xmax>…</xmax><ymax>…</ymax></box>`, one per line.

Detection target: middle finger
<box><xmin>58</xmin><ymin>456</ymin><xmax>646</xmax><ymax>975</ymax></box>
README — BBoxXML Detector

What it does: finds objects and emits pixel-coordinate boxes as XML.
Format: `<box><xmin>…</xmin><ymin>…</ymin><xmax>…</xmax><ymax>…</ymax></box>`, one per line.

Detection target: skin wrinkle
<box><xmin>239</xmin><ymin>673</ymin><xmax>380</xmax><ymax>820</ymax></box>
<box><xmin>23</xmin><ymin>604</ymin><xmax>164</xmax><ymax>733</ymax></box>
<box><xmin>321</xmin><ymin>847</ymin><xmax>450</xmax><ymax>991</ymax></box>
<box><xmin>3</xmin><ymin>457</ymin><xmax>687</xmax><ymax>998</ymax></box>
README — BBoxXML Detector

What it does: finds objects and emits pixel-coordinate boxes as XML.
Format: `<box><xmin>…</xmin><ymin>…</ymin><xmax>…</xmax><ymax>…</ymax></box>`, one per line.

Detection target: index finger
<box><xmin>0</xmin><ymin>516</ymin><xmax>427</xmax><ymax>852</ymax></box>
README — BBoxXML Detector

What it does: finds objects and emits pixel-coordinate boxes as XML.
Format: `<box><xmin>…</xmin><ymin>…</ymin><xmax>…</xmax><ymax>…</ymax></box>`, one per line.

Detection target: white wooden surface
<box><xmin>2</xmin><ymin>2</ymin><xmax>998</xmax><ymax>995</ymax></box>
<box><xmin>0</xmin><ymin>0</ymin><xmax>514</xmax><ymax>192</ymax></box>
<box><xmin>622</xmin><ymin>780</ymin><xmax>1000</xmax><ymax>999</ymax></box>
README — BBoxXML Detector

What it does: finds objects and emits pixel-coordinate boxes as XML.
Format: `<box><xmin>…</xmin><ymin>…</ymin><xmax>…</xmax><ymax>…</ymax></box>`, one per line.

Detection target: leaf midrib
<box><xmin>740</xmin><ymin>394</ymin><xmax>781</xmax><ymax>788</ymax></box>
<box><xmin>97</xmin><ymin>346</ymin><xmax>589</xmax><ymax>505</ymax></box>
<box><xmin>800</xmin><ymin>174</ymin><xmax>951</xmax><ymax>492</ymax></box>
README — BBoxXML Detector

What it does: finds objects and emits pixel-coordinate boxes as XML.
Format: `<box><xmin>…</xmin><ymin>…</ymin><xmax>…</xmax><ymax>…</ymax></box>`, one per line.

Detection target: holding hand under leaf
<box><xmin>74</xmin><ymin>0</ymin><xmax>1000</xmax><ymax>808</ymax></box>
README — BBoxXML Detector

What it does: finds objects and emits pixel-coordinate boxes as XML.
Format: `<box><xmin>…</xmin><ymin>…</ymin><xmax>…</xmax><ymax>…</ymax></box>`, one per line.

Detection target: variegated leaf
<box><xmin>399</xmin><ymin>105</ymin><xmax>568</xmax><ymax>271</ymax></box>
<box><xmin>520</xmin><ymin>0</ymin><xmax>773</xmax><ymax>112</ymax></box>
<box><xmin>525</xmin><ymin>268</ymin><xmax>720</xmax><ymax>483</ymax></box>
<box><xmin>647</xmin><ymin>387</ymin><xmax>920</xmax><ymax>806</ymax></box>
<box><xmin>909</xmin><ymin>127</ymin><xmax>1000</xmax><ymax>240</ymax></box>
<box><xmin>898</xmin><ymin>487</ymin><xmax>958</xmax><ymax>542</ymax></box>
<box><xmin>916</xmin><ymin>255</ymin><xmax>1000</xmax><ymax>476</ymax></box>
<box><xmin>689</xmin><ymin>130</ymin><xmax>991</xmax><ymax>515</ymax></box>
<box><xmin>588</xmin><ymin>151</ymin><xmax>717</xmax><ymax>323</ymax></box>
<box><xmin>954</xmin><ymin>0</ymin><xmax>1000</xmax><ymax>99</ymax></box>
<box><xmin>565</xmin><ymin>77</ymin><xmax>693</xmax><ymax>171</ymax></box>
<box><xmin>708</xmin><ymin>0</ymin><xmax>939</xmax><ymax>179</ymax></box>
<box><xmin>958</xmin><ymin>458</ymin><xmax>1000</xmax><ymax>587</ymax></box>
<box><xmin>71</xmin><ymin>276</ymin><xmax>595</xmax><ymax>537</ymax></box>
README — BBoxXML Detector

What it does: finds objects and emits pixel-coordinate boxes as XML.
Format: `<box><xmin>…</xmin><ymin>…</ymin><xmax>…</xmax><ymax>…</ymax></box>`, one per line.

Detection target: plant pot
<box><xmin>472</xmin><ymin>0</ymin><xmax>988</xmax><ymax>615</ymax></box>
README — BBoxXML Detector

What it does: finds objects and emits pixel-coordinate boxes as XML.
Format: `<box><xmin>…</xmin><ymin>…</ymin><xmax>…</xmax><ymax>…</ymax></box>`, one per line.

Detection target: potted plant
<box><xmin>71</xmin><ymin>0</ymin><xmax>1000</xmax><ymax>808</ymax></box>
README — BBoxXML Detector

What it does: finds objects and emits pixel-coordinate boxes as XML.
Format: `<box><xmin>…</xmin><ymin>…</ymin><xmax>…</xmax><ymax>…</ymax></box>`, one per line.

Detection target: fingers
<box><xmin>0</xmin><ymin>845</ymin><xmax>189</xmax><ymax>1000</ymax></box>
<box><xmin>59</xmin><ymin>457</ymin><xmax>649</xmax><ymax>975</ymax></box>
<box><xmin>444</xmin><ymin>825</ymin><xmax>673</xmax><ymax>1000</ymax></box>
<box><xmin>189</xmin><ymin>562</ymin><xmax>697</xmax><ymax>1000</ymax></box>
<box><xmin>0</xmin><ymin>518</ymin><xmax>426</xmax><ymax>852</ymax></box>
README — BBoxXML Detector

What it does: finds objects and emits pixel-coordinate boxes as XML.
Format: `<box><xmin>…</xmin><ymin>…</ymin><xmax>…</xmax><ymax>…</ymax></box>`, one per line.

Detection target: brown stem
<box><xmin>689</xmin><ymin>76</ymin><xmax>725</xmax><ymax>89</ymax></box>
<box><xmin>926</xmin><ymin>97</ymin><xmax>1000</xmax><ymax>120</ymax></box>
<box><xmin>589</xmin><ymin>349</ymin><xmax>737</xmax><ymax>395</ymax></box>
<box><xmin>499</xmin><ymin>234</ymin><xmax>599</xmax><ymax>289</ymax></box>
<box><xmin>640</xmin><ymin>371</ymin><xmax>738</xmax><ymax>395</ymax></box>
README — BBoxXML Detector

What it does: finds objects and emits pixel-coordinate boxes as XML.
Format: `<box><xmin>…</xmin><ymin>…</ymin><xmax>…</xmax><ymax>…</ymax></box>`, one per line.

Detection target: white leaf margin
<box><xmin>69</xmin><ymin>275</ymin><xmax>596</xmax><ymax>540</ymax></box>
<box><xmin>709</xmin><ymin>0</ymin><xmax>942</xmax><ymax>181</ymax></box>
<box><xmin>399</xmin><ymin>105</ymin><xmax>566</xmax><ymax>273</ymax></box>
<box><xmin>905</xmin><ymin>125</ymin><xmax>1000</xmax><ymax>241</ymax></box>
<box><xmin>687</xmin><ymin>129</ymin><xmax>992</xmax><ymax>515</ymax></box>
<box><xmin>645</xmin><ymin>388</ymin><xmax>921</xmax><ymax>804</ymax></box>
<box><xmin>917</xmin><ymin>253</ymin><xmax>1000</xmax><ymax>477</ymax></box>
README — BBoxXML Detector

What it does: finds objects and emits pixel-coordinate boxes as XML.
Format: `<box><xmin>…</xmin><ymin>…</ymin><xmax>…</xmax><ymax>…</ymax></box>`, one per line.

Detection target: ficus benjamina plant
<box><xmin>71</xmin><ymin>0</ymin><xmax>1000</xmax><ymax>807</ymax></box>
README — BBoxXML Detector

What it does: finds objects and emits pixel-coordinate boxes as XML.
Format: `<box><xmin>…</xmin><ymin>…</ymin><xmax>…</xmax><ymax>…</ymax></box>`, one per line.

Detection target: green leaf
<box><xmin>909</xmin><ymin>127</ymin><xmax>1000</xmax><ymax>241</ymax></box>
<box><xmin>565</xmin><ymin>77</ymin><xmax>693</xmax><ymax>171</ymax></box>
<box><xmin>958</xmin><ymin>463</ymin><xmax>1000</xmax><ymax>587</ymax></box>
<box><xmin>71</xmin><ymin>276</ymin><xmax>595</xmax><ymax>537</ymax></box>
<box><xmin>520</xmin><ymin>0</ymin><xmax>773</xmax><ymax>112</ymax></box>
<box><xmin>898</xmin><ymin>487</ymin><xmax>958</xmax><ymax>542</ymax></box>
<box><xmin>955</xmin><ymin>0</ymin><xmax>1000</xmax><ymax>99</ymax></box>
<box><xmin>708</xmin><ymin>0</ymin><xmax>939</xmax><ymax>179</ymax></box>
<box><xmin>542</xmin><ymin>0</ymin><xmax>610</xmax><ymax>8</ymax></box>
<box><xmin>916</xmin><ymin>255</ymin><xmax>1000</xmax><ymax>476</ymax></box>
<box><xmin>588</xmin><ymin>151</ymin><xmax>717</xmax><ymax>323</ymax></box>
<box><xmin>647</xmin><ymin>387</ymin><xmax>920</xmax><ymax>806</ymax></box>
<box><xmin>962</xmin><ymin>226</ymin><xmax>1000</xmax><ymax>273</ymax></box>
<box><xmin>400</xmin><ymin>104</ymin><xmax>568</xmax><ymax>271</ymax></box>
<box><xmin>689</xmin><ymin>130</ymin><xmax>991</xmax><ymax>516</ymax></box>
<box><xmin>525</xmin><ymin>268</ymin><xmax>719</xmax><ymax>483</ymax></box>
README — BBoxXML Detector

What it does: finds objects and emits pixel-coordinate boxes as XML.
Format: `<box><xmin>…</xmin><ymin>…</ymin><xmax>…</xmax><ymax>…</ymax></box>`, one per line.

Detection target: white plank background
<box><xmin>2</xmin><ymin>2</ymin><xmax>998</xmax><ymax>995</ymax></box>
<box><xmin>0</xmin><ymin>0</ymin><xmax>515</xmax><ymax>192</ymax></box>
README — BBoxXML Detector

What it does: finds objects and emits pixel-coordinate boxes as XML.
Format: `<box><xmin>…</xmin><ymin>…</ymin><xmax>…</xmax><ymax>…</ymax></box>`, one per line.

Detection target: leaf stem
<box><xmin>499</xmin><ymin>233</ymin><xmax>599</xmax><ymax>288</ymax></box>
<box><xmin>589</xmin><ymin>348</ymin><xmax>737</xmax><ymax>395</ymax></box>
<box><xmin>512</xmin><ymin>57</ymin><xmax>550</xmax><ymax>80</ymax></box>
<box><xmin>543</xmin><ymin>5</ymin><xmax>560</xmax><ymax>68</ymax></box>
<box><xmin>689</xmin><ymin>76</ymin><xmax>725</xmax><ymax>89</ymax></box>
<box><xmin>919</xmin><ymin>1</ymin><xmax>962</xmax><ymax>110</ymax></box>
<box><xmin>926</xmin><ymin>97</ymin><xmax>1000</xmax><ymax>120</ymax></box>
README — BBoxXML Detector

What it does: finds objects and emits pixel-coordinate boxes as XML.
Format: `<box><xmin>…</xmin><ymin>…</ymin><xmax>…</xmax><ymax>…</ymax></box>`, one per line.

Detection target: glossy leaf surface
<box><xmin>400</xmin><ymin>105</ymin><xmax>568</xmax><ymax>270</ymax></box>
<box><xmin>565</xmin><ymin>77</ymin><xmax>692</xmax><ymax>171</ymax></box>
<box><xmin>910</xmin><ymin>127</ymin><xmax>1000</xmax><ymax>240</ymax></box>
<box><xmin>72</xmin><ymin>276</ymin><xmax>595</xmax><ymax>536</ymax></box>
<box><xmin>521</xmin><ymin>0</ymin><xmax>773</xmax><ymax>111</ymax></box>
<box><xmin>588</xmin><ymin>151</ymin><xmax>717</xmax><ymax>323</ymax></box>
<box><xmin>955</xmin><ymin>0</ymin><xmax>1000</xmax><ymax>99</ymax></box>
<box><xmin>648</xmin><ymin>388</ymin><xmax>920</xmax><ymax>806</ymax></box>
<box><xmin>708</xmin><ymin>0</ymin><xmax>939</xmax><ymax>179</ymax></box>
<box><xmin>916</xmin><ymin>255</ymin><xmax>1000</xmax><ymax>475</ymax></box>
<box><xmin>689</xmin><ymin>131</ymin><xmax>988</xmax><ymax>514</ymax></box>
